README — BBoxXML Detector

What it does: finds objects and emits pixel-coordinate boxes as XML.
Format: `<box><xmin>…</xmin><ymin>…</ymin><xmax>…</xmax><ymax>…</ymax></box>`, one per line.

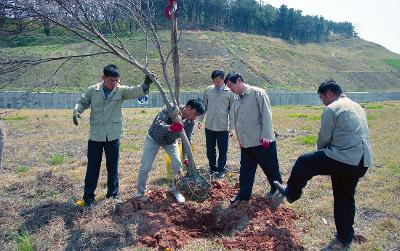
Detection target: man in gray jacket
<box><xmin>225</xmin><ymin>72</ymin><xmax>283</xmax><ymax>203</ymax></box>
<box><xmin>273</xmin><ymin>79</ymin><xmax>372</xmax><ymax>249</ymax></box>
<box><xmin>73</xmin><ymin>64</ymin><xmax>152</xmax><ymax>207</ymax></box>
<box><xmin>198</xmin><ymin>70</ymin><xmax>235</xmax><ymax>178</ymax></box>
<box><xmin>135</xmin><ymin>98</ymin><xmax>205</xmax><ymax>204</ymax></box>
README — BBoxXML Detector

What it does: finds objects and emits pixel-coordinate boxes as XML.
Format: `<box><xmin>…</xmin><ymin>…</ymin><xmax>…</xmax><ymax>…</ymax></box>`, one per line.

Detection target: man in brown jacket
<box><xmin>225</xmin><ymin>72</ymin><xmax>282</xmax><ymax>203</ymax></box>
<box><xmin>272</xmin><ymin>80</ymin><xmax>372</xmax><ymax>249</ymax></box>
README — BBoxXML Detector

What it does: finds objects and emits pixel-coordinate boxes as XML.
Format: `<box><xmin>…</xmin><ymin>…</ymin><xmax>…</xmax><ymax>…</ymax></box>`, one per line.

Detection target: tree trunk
<box><xmin>43</xmin><ymin>19</ymin><xmax>50</xmax><ymax>36</ymax></box>
<box><xmin>171</xmin><ymin>14</ymin><xmax>181</xmax><ymax>104</ymax></box>
<box><xmin>169</xmin><ymin>13</ymin><xmax>197</xmax><ymax>177</ymax></box>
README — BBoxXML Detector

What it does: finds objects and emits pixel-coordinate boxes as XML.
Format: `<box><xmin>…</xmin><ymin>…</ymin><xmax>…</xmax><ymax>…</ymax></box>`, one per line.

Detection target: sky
<box><xmin>264</xmin><ymin>0</ymin><xmax>400</xmax><ymax>55</ymax></box>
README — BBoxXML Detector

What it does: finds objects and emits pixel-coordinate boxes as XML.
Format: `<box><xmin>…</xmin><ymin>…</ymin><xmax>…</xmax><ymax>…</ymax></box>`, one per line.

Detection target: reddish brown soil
<box><xmin>114</xmin><ymin>180</ymin><xmax>304</xmax><ymax>250</ymax></box>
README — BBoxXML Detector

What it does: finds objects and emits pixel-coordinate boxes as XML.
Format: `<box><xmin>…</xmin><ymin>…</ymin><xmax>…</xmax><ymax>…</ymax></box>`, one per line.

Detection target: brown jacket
<box><xmin>74</xmin><ymin>81</ymin><xmax>148</xmax><ymax>142</ymax></box>
<box><xmin>233</xmin><ymin>84</ymin><xmax>275</xmax><ymax>148</ymax></box>
<box><xmin>198</xmin><ymin>85</ymin><xmax>235</xmax><ymax>131</ymax></box>
<box><xmin>317</xmin><ymin>94</ymin><xmax>372</xmax><ymax>167</ymax></box>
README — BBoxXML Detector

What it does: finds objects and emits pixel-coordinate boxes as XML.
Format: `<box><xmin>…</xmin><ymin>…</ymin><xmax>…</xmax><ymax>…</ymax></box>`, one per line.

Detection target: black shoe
<box><xmin>83</xmin><ymin>199</ymin><xmax>94</xmax><ymax>208</ymax></box>
<box><xmin>230</xmin><ymin>195</ymin><xmax>248</xmax><ymax>204</ymax></box>
<box><xmin>321</xmin><ymin>238</ymin><xmax>350</xmax><ymax>251</ymax></box>
<box><xmin>215</xmin><ymin>171</ymin><xmax>226</xmax><ymax>179</ymax></box>
<box><xmin>230</xmin><ymin>196</ymin><xmax>240</xmax><ymax>204</ymax></box>
<box><xmin>108</xmin><ymin>195</ymin><xmax>122</xmax><ymax>204</ymax></box>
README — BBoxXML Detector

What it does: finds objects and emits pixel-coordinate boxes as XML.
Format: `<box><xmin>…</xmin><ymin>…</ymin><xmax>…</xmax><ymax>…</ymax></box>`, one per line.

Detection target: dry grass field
<box><xmin>0</xmin><ymin>101</ymin><xmax>399</xmax><ymax>250</ymax></box>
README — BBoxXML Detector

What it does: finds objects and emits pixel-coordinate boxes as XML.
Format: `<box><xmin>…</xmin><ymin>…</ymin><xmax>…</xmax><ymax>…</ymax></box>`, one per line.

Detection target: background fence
<box><xmin>0</xmin><ymin>91</ymin><xmax>399</xmax><ymax>109</ymax></box>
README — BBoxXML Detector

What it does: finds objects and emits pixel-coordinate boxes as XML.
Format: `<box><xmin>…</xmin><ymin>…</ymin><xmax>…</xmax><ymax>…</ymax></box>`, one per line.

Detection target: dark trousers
<box><xmin>286</xmin><ymin>151</ymin><xmax>368</xmax><ymax>245</ymax></box>
<box><xmin>83</xmin><ymin>139</ymin><xmax>120</xmax><ymax>202</ymax></box>
<box><xmin>237</xmin><ymin>142</ymin><xmax>282</xmax><ymax>200</ymax></box>
<box><xmin>205</xmin><ymin>128</ymin><xmax>229</xmax><ymax>173</ymax></box>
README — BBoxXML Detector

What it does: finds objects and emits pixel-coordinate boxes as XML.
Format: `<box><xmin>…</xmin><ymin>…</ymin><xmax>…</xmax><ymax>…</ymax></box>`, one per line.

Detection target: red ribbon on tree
<box><xmin>164</xmin><ymin>0</ymin><xmax>178</xmax><ymax>19</ymax></box>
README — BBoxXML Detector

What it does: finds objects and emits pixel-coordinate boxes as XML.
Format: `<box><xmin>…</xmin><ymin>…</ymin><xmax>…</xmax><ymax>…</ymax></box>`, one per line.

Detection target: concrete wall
<box><xmin>0</xmin><ymin>91</ymin><xmax>399</xmax><ymax>109</ymax></box>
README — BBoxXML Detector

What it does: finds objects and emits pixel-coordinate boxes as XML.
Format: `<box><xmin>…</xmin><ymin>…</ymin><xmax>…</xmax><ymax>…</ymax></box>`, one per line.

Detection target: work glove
<box><xmin>73</xmin><ymin>110</ymin><xmax>81</xmax><ymax>126</ymax></box>
<box><xmin>143</xmin><ymin>73</ymin><xmax>155</xmax><ymax>93</ymax></box>
<box><xmin>144</xmin><ymin>74</ymin><xmax>153</xmax><ymax>85</ymax></box>
<box><xmin>261</xmin><ymin>138</ymin><xmax>271</xmax><ymax>149</ymax></box>
<box><xmin>169</xmin><ymin>122</ymin><xmax>183</xmax><ymax>132</ymax></box>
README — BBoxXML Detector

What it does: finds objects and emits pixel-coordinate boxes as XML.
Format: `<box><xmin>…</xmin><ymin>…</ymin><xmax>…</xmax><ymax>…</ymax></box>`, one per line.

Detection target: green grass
<box><xmin>2</xmin><ymin>116</ymin><xmax>28</xmax><ymax>121</ymax></box>
<box><xmin>367</xmin><ymin>114</ymin><xmax>376</xmax><ymax>121</ymax></box>
<box><xmin>362</xmin><ymin>104</ymin><xmax>384</xmax><ymax>110</ymax></box>
<box><xmin>11</xmin><ymin>231</ymin><xmax>34</xmax><ymax>251</ymax></box>
<box><xmin>0</xmin><ymin>35</ymin><xmax>81</xmax><ymax>48</ymax></box>
<box><xmin>297</xmin><ymin>135</ymin><xmax>317</xmax><ymax>145</ymax></box>
<box><xmin>301</xmin><ymin>126</ymin><xmax>312</xmax><ymax>131</ymax></box>
<box><xmin>388</xmin><ymin>162</ymin><xmax>400</xmax><ymax>175</ymax></box>
<box><xmin>0</xmin><ymin>30</ymin><xmax>144</xmax><ymax>48</ymax></box>
<box><xmin>49</xmin><ymin>154</ymin><xmax>65</xmax><ymax>165</ymax></box>
<box><xmin>15</xmin><ymin>165</ymin><xmax>29</xmax><ymax>174</ymax></box>
<box><xmin>289</xmin><ymin>113</ymin><xmax>308</xmax><ymax>118</ymax></box>
<box><xmin>384</xmin><ymin>58</ymin><xmax>400</xmax><ymax>70</ymax></box>
<box><xmin>307</xmin><ymin>115</ymin><xmax>320</xmax><ymax>121</ymax></box>
<box><xmin>289</xmin><ymin>113</ymin><xmax>320</xmax><ymax>121</ymax></box>
<box><xmin>37</xmin><ymin>188</ymin><xmax>58</xmax><ymax>199</ymax></box>
<box><xmin>120</xmin><ymin>143</ymin><xmax>141</xmax><ymax>152</ymax></box>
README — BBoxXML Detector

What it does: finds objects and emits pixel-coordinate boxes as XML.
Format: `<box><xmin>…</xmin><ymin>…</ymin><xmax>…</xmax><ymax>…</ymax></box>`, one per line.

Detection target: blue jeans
<box><xmin>205</xmin><ymin>128</ymin><xmax>229</xmax><ymax>173</ymax></box>
<box><xmin>237</xmin><ymin>142</ymin><xmax>282</xmax><ymax>200</ymax></box>
<box><xmin>286</xmin><ymin>151</ymin><xmax>368</xmax><ymax>245</ymax></box>
<box><xmin>83</xmin><ymin>139</ymin><xmax>120</xmax><ymax>202</ymax></box>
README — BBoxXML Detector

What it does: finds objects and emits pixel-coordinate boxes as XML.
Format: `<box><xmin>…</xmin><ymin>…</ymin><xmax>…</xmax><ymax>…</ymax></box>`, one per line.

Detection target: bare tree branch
<box><xmin>1</xmin><ymin>0</ymin><xmax>204</xmax><ymax>181</ymax></box>
<box><xmin>0</xmin><ymin>57</ymin><xmax>70</xmax><ymax>116</ymax></box>
<box><xmin>165</xmin><ymin>29</ymin><xmax>183</xmax><ymax>64</ymax></box>
<box><xmin>145</xmin><ymin>33</ymin><xmax>149</xmax><ymax>67</ymax></box>
<box><xmin>1</xmin><ymin>51</ymin><xmax>111</xmax><ymax>67</ymax></box>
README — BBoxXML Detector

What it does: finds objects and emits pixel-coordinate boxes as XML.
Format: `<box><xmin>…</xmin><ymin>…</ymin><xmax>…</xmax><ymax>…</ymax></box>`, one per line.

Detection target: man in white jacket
<box><xmin>197</xmin><ymin>70</ymin><xmax>235</xmax><ymax>178</ymax></box>
<box><xmin>225</xmin><ymin>72</ymin><xmax>283</xmax><ymax>203</ymax></box>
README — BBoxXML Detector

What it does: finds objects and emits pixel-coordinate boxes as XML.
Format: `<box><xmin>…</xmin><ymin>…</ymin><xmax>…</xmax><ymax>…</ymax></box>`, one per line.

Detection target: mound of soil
<box><xmin>114</xmin><ymin>180</ymin><xmax>304</xmax><ymax>250</ymax></box>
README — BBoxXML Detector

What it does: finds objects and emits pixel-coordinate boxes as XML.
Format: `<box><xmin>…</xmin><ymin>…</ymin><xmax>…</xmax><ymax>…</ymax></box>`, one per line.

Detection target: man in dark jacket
<box><xmin>134</xmin><ymin>98</ymin><xmax>205</xmax><ymax>203</ymax></box>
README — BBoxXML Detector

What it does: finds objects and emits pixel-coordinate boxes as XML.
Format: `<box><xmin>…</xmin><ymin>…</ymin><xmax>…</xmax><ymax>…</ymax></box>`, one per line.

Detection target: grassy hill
<box><xmin>1</xmin><ymin>30</ymin><xmax>400</xmax><ymax>93</ymax></box>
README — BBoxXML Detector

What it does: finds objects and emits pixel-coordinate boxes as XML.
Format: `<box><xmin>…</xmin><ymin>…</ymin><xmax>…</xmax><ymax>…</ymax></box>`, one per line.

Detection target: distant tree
<box><xmin>0</xmin><ymin>0</ymin><xmax>357</xmax><ymax>43</ymax></box>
